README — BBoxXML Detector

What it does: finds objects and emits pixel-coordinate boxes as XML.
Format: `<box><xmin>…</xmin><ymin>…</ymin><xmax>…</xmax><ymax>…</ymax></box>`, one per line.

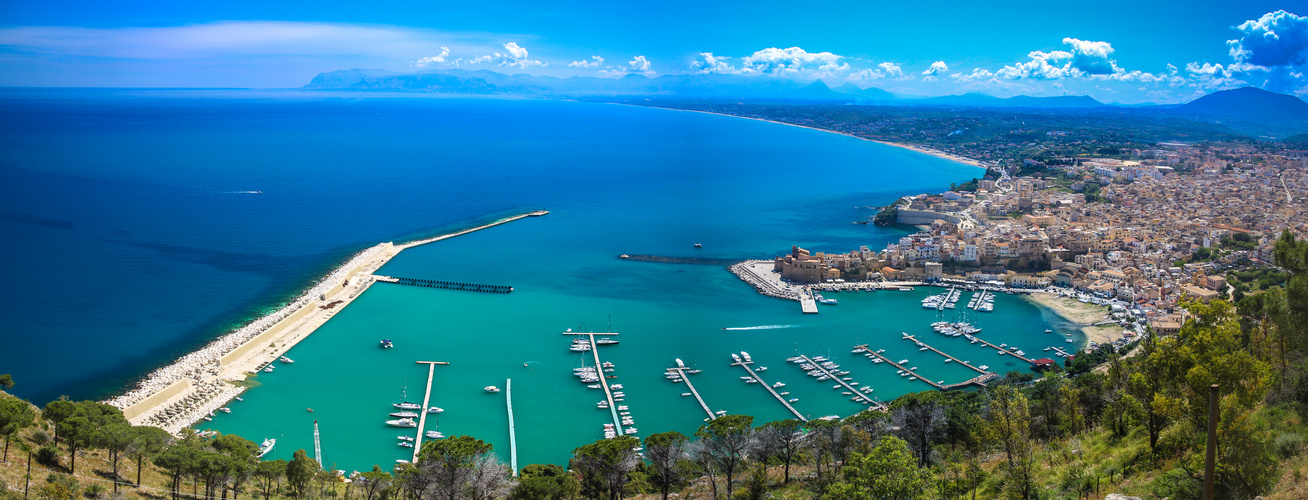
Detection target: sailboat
<box><xmin>393</xmin><ymin>381</ymin><xmax>420</xmax><ymax>410</ymax></box>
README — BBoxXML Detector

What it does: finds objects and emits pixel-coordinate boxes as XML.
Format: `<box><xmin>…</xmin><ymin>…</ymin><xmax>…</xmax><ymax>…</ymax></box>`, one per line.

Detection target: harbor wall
<box><xmin>897</xmin><ymin>209</ymin><xmax>963</xmax><ymax>226</ymax></box>
<box><xmin>122</xmin><ymin>378</ymin><xmax>189</xmax><ymax>421</ymax></box>
<box><xmin>220</xmin><ymin>299</ymin><xmax>319</xmax><ymax>367</ymax></box>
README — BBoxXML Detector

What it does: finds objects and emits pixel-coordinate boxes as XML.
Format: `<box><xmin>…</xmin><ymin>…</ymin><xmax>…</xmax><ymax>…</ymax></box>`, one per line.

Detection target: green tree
<box><xmin>130</xmin><ymin>426</ymin><xmax>173</xmax><ymax>485</ymax></box>
<box><xmin>417</xmin><ymin>435</ymin><xmax>493</xmax><ymax>500</ymax></box>
<box><xmin>509</xmin><ymin>464</ymin><xmax>578</xmax><ymax>500</ymax></box>
<box><xmin>571</xmin><ymin>436</ymin><xmax>639</xmax><ymax>500</ymax></box>
<box><xmin>357</xmin><ymin>465</ymin><xmax>392</xmax><ymax>500</ymax></box>
<box><xmin>212</xmin><ymin>434</ymin><xmax>260</xmax><ymax>459</ymax></box>
<box><xmin>827</xmin><ymin>436</ymin><xmax>930</xmax><ymax>500</ymax></box>
<box><xmin>41</xmin><ymin>399</ymin><xmax>75</xmax><ymax>447</ymax></box>
<box><xmin>254</xmin><ymin>460</ymin><xmax>288</xmax><ymax>500</ymax></box>
<box><xmin>55</xmin><ymin>416</ymin><xmax>91</xmax><ymax>474</ymax></box>
<box><xmin>0</xmin><ymin>374</ymin><xmax>13</xmax><ymax>390</ymax></box>
<box><xmin>889</xmin><ymin>391</ymin><xmax>948</xmax><ymax>466</ymax></box>
<box><xmin>286</xmin><ymin>449</ymin><xmax>320</xmax><ymax>499</ymax></box>
<box><xmin>757</xmin><ymin>420</ymin><xmax>805</xmax><ymax>484</ymax></box>
<box><xmin>0</xmin><ymin>396</ymin><xmax>36</xmax><ymax>461</ymax></box>
<box><xmin>90</xmin><ymin>422</ymin><xmax>135</xmax><ymax>492</ymax></box>
<box><xmin>155</xmin><ymin>445</ymin><xmax>200</xmax><ymax>500</ymax></box>
<box><xmin>985</xmin><ymin>385</ymin><xmax>1036</xmax><ymax>500</ymax></box>
<box><xmin>693</xmin><ymin>414</ymin><xmax>753</xmax><ymax>498</ymax></box>
<box><xmin>642</xmin><ymin>431</ymin><xmax>688</xmax><ymax>500</ymax></box>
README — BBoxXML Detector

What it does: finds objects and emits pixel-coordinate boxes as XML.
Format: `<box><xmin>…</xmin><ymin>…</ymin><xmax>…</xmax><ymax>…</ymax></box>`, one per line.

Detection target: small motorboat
<box><xmin>427</xmin><ymin>407</ymin><xmax>444</xmax><ymax>414</ymax></box>
<box><xmin>380</xmin><ymin>339</ymin><xmax>394</xmax><ymax>349</ymax></box>
<box><xmin>484</xmin><ymin>386</ymin><xmax>501</xmax><ymax>393</ymax></box>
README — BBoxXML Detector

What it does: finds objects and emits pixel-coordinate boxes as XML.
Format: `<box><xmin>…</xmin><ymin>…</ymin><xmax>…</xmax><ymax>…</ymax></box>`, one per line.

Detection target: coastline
<box><xmin>1025</xmin><ymin>292</ymin><xmax>1127</xmax><ymax>346</ymax></box>
<box><xmin>105</xmin><ymin>210</ymin><xmax>547</xmax><ymax>434</ymax></box>
<box><xmin>636</xmin><ymin>105</ymin><xmax>988</xmax><ymax>169</ymax></box>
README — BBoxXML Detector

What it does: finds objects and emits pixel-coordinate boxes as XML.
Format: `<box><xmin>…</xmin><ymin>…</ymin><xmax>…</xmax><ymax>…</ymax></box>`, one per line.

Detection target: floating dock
<box><xmin>412</xmin><ymin>360</ymin><xmax>450</xmax><ymax>461</ymax></box>
<box><xmin>855</xmin><ymin>345</ymin><xmax>996</xmax><ymax>391</ymax></box>
<box><xmin>376</xmin><ymin>276</ymin><xmax>513</xmax><ymax>293</ymax></box>
<box><xmin>666</xmin><ymin>366</ymin><xmax>716</xmax><ymax>421</ymax></box>
<box><xmin>902</xmin><ymin>335</ymin><xmax>989</xmax><ymax>374</ymax></box>
<box><xmin>964</xmin><ymin>335</ymin><xmax>1034</xmax><ymax>363</ymax></box>
<box><xmin>731</xmin><ymin>355</ymin><xmax>808</xmax><ymax>422</ymax></box>
<box><xmin>796</xmin><ymin>354</ymin><xmax>885</xmax><ymax>410</ymax></box>
<box><xmin>506</xmin><ymin>378</ymin><xmax>517</xmax><ymax>476</ymax></box>
<box><xmin>564</xmin><ymin>331</ymin><xmax>624</xmax><ymax>435</ymax></box>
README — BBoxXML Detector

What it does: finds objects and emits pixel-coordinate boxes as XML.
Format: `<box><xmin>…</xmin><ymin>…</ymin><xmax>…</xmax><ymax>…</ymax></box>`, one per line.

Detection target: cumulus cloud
<box><xmin>922</xmin><ymin>60</ymin><xmax>949</xmax><ymax>75</ymax></box>
<box><xmin>410</xmin><ymin>46</ymin><xmax>449</xmax><ymax>68</ymax></box>
<box><xmin>469</xmin><ymin>42</ymin><xmax>544</xmax><ymax>69</ymax></box>
<box><xmin>626</xmin><ymin>55</ymin><xmax>651</xmax><ymax>73</ymax></box>
<box><xmin>878</xmin><ymin>62</ymin><xmax>904</xmax><ymax>78</ymax></box>
<box><xmin>995</xmin><ymin>37</ymin><xmax>1126</xmax><ymax>79</ymax></box>
<box><xmin>568</xmin><ymin>56</ymin><xmax>604</xmax><ymax>68</ymax></box>
<box><xmin>1227</xmin><ymin>10</ymin><xmax>1308</xmax><ymax>68</ymax></box>
<box><xmin>599</xmin><ymin>55</ymin><xmax>655</xmax><ymax>77</ymax></box>
<box><xmin>739</xmin><ymin>46</ymin><xmax>843</xmax><ymax>76</ymax></box>
<box><xmin>691</xmin><ymin>52</ymin><xmax>739</xmax><ymax>74</ymax></box>
<box><xmin>950</xmin><ymin>68</ymin><xmax>994</xmax><ymax>82</ymax></box>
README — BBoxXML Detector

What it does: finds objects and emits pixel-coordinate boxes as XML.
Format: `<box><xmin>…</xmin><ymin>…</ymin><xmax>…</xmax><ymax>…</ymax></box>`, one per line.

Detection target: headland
<box><xmin>105</xmin><ymin>210</ymin><xmax>548</xmax><ymax>434</ymax></box>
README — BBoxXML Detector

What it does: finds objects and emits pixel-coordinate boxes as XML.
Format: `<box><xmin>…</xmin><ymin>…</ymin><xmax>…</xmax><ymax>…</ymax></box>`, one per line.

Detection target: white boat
<box><xmin>263</xmin><ymin>366</ymin><xmax>274</xmax><ymax>373</ymax></box>
<box><xmin>390</xmin><ymin>411</ymin><xmax>419</xmax><ymax>418</ymax></box>
<box><xmin>898</xmin><ymin>359</ymin><xmax>909</xmax><ymax>364</ymax></box>
<box><xmin>610</xmin><ymin>384</ymin><xmax>624</xmax><ymax>390</ymax></box>
<box><xmin>484</xmin><ymin>386</ymin><xmax>501</xmax><ymax>393</ymax></box>
<box><xmin>398</xmin><ymin>442</ymin><xmax>413</xmax><ymax>448</ymax></box>
<box><xmin>386</xmin><ymin>418</ymin><xmax>417</xmax><ymax>428</ymax></box>
<box><xmin>258</xmin><ymin>439</ymin><xmax>275</xmax><ymax>458</ymax></box>
<box><xmin>425</xmin><ymin>430</ymin><xmax>444</xmax><ymax>439</ymax></box>
<box><xmin>741</xmin><ymin>351</ymin><xmax>752</xmax><ymax>362</ymax></box>
<box><xmin>427</xmin><ymin>407</ymin><xmax>444</xmax><ymax>414</ymax></box>
<box><xmin>756</xmin><ymin>366</ymin><xmax>767</xmax><ymax>372</ymax></box>
<box><xmin>676</xmin><ymin>358</ymin><xmax>685</xmax><ymax>367</ymax></box>
<box><xmin>681</xmin><ymin>393</ymin><xmax>691</xmax><ymax>397</ymax></box>
<box><xmin>978</xmin><ymin>365</ymin><xmax>989</xmax><ymax>370</ymax></box>
<box><xmin>279</xmin><ymin>356</ymin><xmax>294</xmax><ymax>364</ymax></box>
<box><xmin>394</xmin><ymin>402</ymin><xmax>421</xmax><ymax>410</ymax></box>
<box><xmin>772</xmin><ymin>382</ymin><xmax>785</xmax><ymax>388</ymax></box>
<box><xmin>398</xmin><ymin>436</ymin><xmax>414</xmax><ymax>442</ymax></box>
<box><xmin>788</xmin><ymin>398</ymin><xmax>800</xmax><ymax>402</ymax></box>
<box><xmin>744</xmin><ymin>379</ymin><xmax>758</xmax><ymax>384</ymax></box>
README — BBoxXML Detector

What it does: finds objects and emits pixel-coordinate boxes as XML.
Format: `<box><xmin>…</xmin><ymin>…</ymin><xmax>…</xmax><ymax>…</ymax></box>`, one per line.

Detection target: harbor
<box><xmin>731</xmin><ymin>352</ymin><xmax>808</xmax><ymax>422</ymax></box>
<box><xmin>666</xmin><ymin>363</ymin><xmax>717</xmax><ymax>421</ymax></box>
<box><xmin>793</xmin><ymin>354</ymin><xmax>885</xmax><ymax>410</ymax></box>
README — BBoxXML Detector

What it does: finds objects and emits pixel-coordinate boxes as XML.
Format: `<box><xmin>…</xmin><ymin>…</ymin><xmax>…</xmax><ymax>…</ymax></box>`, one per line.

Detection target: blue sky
<box><xmin>1</xmin><ymin>0</ymin><xmax>1305</xmax><ymax>103</ymax></box>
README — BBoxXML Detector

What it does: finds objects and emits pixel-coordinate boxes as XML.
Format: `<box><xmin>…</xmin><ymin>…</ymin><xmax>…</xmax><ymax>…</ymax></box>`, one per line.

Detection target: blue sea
<box><xmin>0</xmin><ymin>89</ymin><xmax>1068</xmax><ymax>469</ymax></box>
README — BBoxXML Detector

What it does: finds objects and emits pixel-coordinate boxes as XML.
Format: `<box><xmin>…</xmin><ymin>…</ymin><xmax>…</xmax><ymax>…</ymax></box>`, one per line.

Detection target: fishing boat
<box><xmin>258</xmin><ymin>439</ymin><xmax>276</xmax><ymax>458</ymax></box>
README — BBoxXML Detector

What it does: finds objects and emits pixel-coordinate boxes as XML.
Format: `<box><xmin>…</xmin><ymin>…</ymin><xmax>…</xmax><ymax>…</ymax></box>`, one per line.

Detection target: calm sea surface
<box><xmin>0</xmin><ymin>89</ymin><xmax>1076</xmax><ymax>469</ymax></box>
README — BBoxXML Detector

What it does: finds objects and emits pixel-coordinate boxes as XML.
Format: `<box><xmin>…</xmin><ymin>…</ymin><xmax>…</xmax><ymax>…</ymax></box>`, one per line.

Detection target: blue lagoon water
<box><xmin>0</xmin><ymin>89</ymin><xmax>1068</xmax><ymax>469</ymax></box>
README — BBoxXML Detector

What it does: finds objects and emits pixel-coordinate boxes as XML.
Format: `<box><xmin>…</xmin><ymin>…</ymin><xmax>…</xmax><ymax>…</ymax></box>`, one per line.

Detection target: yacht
<box><xmin>426</xmin><ymin>407</ymin><xmax>444</xmax><ymax>414</ymax></box>
<box><xmin>731</xmin><ymin>353</ymin><xmax>741</xmax><ymax>363</ymax></box>
<box><xmin>279</xmin><ymin>356</ymin><xmax>295</xmax><ymax>364</ymax></box>
<box><xmin>390</xmin><ymin>411</ymin><xmax>420</xmax><ymax>418</ymax></box>
<box><xmin>258</xmin><ymin>439</ymin><xmax>275</xmax><ymax>458</ymax></box>
<box><xmin>610</xmin><ymin>384</ymin><xmax>624</xmax><ymax>390</ymax></box>
<box><xmin>484</xmin><ymin>386</ymin><xmax>501</xmax><ymax>393</ymax></box>
<box><xmin>596</xmin><ymin>338</ymin><xmax>619</xmax><ymax>345</ymax></box>
<box><xmin>740</xmin><ymin>351</ymin><xmax>752</xmax><ymax>363</ymax></box>
<box><xmin>772</xmin><ymin>382</ymin><xmax>786</xmax><ymax>388</ymax></box>
<box><xmin>263</xmin><ymin>366</ymin><xmax>275</xmax><ymax>373</ymax></box>
<box><xmin>744</xmin><ymin>379</ymin><xmax>758</xmax><ymax>384</ymax></box>
<box><xmin>755</xmin><ymin>366</ymin><xmax>767</xmax><ymax>372</ymax></box>
<box><xmin>386</xmin><ymin>418</ymin><xmax>417</xmax><ymax>428</ymax></box>
<box><xmin>788</xmin><ymin>398</ymin><xmax>800</xmax><ymax>403</ymax></box>
<box><xmin>398</xmin><ymin>436</ymin><xmax>414</xmax><ymax>442</ymax></box>
<box><xmin>681</xmin><ymin>393</ymin><xmax>692</xmax><ymax>397</ymax></box>
<box><xmin>394</xmin><ymin>401</ymin><xmax>421</xmax><ymax>410</ymax></box>
<box><xmin>978</xmin><ymin>365</ymin><xmax>989</xmax><ymax>371</ymax></box>
<box><xmin>898</xmin><ymin>359</ymin><xmax>910</xmax><ymax>364</ymax></box>
<box><xmin>425</xmin><ymin>430</ymin><xmax>444</xmax><ymax>439</ymax></box>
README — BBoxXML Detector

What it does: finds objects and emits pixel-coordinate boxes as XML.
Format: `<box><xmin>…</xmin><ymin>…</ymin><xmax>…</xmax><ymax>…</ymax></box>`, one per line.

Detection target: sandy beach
<box><xmin>640</xmin><ymin>105</ymin><xmax>989</xmax><ymax>170</ymax></box>
<box><xmin>1025</xmin><ymin>292</ymin><xmax>1129</xmax><ymax>346</ymax></box>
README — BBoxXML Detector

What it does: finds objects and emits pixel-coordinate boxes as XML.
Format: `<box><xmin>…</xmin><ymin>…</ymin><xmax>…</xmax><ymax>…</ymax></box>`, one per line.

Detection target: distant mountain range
<box><xmin>304</xmin><ymin>68</ymin><xmax>1308</xmax><ymax>138</ymax></box>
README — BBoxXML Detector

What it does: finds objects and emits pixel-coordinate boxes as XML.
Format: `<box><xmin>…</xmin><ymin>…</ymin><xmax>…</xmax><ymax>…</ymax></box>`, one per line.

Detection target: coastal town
<box><xmin>741</xmin><ymin>141</ymin><xmax>1306</xmax><ymax>349</ymax></box>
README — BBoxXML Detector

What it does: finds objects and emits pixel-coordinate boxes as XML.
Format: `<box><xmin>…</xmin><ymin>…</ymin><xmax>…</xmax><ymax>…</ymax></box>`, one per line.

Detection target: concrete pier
<box><xmin>902</xmin><ymin>335</ymin><xmax>989</xmax><ymax>374</ymax></box>
<box><xmin>964</xmin><ymin>335</ymin><xmax>1035</xmax><ymax>363</ymax></box>
<box><xmin>666</xmin><ymin>367</ymin><xmax>716</xmax><ymax>421</ymax></box>
<box><xmin>855</xmin><ymin>345</ymin><xmax>945</xmax><ymax>390</ymax></box>
<box><xmin>731</xmin><ymin>355</ymin><xmax>807</xmax><ymax>422</ymax></box>
<box><xmin>412</xmin><ymin>360</ymin><xmax>450</xmax><ymax>461</ymax></box>
<box><xmin>564</xmin><ymin>331</ymin><xmax>624</xmax><ymax>435</ymax></box>
<box><xmin>856</xmin><ymin>344</ymin><xmax>997</xmax><ymax>391</ymax></box>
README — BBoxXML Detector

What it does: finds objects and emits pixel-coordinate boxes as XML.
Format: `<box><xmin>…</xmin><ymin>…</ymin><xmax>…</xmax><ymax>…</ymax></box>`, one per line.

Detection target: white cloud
<box><xmin>878</xmin><ymin>62</ymin><xmax>905</xmax><ymax>78</ymax></box>
<box><xmin>600</xmin><ymin>55</ymin><xmax>654</xmax><ymax>77</ymax></box>
<box><xmin>922</xmin><ymin>60</ymin><xmax>949</xmax><ymax>75</ymax></box>
<box><xmin>691</xmin><ymin>52</ymin><xmax>740</xmax><ymax>74</ymax></box>
<box><xmin>1227</xmin><ymin>10</ymin><xmax>1308</xmax><ymax>68</ymax></box>
<box><xmin>469</xmin><ymin>42</ymin><xmax>544</xmax><ymax>69</ymax></box>
<box><xmin>410</xmin><ymin>46</ymin><xmax>449</xmax><ymax>68</ymax></box>
<box><xmin>950</xmin><ymin>68</ymin><xmax>994</xmax><ymax>82</ymax></box>
<box><xmin>995</xmin><ymin>37</ymin><xmax>1127</xmax><ymax>80</ymax></box>
<box><xmin>739</xmin><ymin>46</ymin><xmax>843</xmax><ymax>76</ymax></box>
<box><xmin>568</xmin><ymin>56</ymin><xmax>604</xmax><ymax>68</ymax></box>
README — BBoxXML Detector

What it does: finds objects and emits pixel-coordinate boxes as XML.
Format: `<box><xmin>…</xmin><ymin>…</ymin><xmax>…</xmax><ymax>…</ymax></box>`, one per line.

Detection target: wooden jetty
<box><xmin>412</xmin><ymin>360</ymin><xmax>450</xmax><ymax>461</ymax></box>
<box><xmin>564</xmin><ymin>331</ymin><xmax>624</xmax><ymax>435</ymax></box>
<box><xmin>666</xmin><ymin>366</ymin><xmax>716</xmax><ymax>421</ymax></box>
<box><xmin>506</xmin><ymin>379</ymin><xmax>517</xmax><ymax>476</ymax></box>
<box><xmin>855</xmin><ymin>345</ymin><xmax>997</xmax><ymax>391</ymax></box>
<box><xmin>731</xmin><ymin>354</ymin><xmax>808</xmax><ymax>422</ymax></box>
<box><xmin>376</xmin><ymin>276</ymin><xmax>513</xmax><ymax>293</ymax></box>
<box><xmin>902</xmin><ymin>335</ymin><xmax>989</xmax><ymax>374</ymax></box>
<box><xmin>796</xmin><ymin>355</ymin><xmax>885</xmax><ymax>410</ymax></box>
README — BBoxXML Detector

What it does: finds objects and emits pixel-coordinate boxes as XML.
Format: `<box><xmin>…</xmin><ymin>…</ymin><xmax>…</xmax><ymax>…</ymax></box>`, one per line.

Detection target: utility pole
<box><xmin>1203</xmin><ymin>384</ymin><xmax>1219</xmax><ymax>500</ymax></box>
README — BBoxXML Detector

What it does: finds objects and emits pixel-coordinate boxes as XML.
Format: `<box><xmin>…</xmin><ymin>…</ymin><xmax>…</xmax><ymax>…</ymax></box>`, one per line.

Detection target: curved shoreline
<box><xmin>636</xmin><ymin>105</ymin><xmax>988</xmax><ymax>169</ymax></box>
<box><xmin>105</xmin><ymin>210</ymin><xmax>547</xmax><ymax>434</ymax></box>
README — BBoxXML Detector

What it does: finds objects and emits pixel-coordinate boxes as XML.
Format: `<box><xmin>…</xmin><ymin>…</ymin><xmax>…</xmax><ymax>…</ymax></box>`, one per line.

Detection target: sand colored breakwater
<box><xmin>105</xmin><ymin>211</ymin><xmax>546</xmax><ymax>434</ymax></box>
<box><xmin>1025</xmin><ymin>292</ymin><xmax>1129</xmax><ymax>346</ymax></box>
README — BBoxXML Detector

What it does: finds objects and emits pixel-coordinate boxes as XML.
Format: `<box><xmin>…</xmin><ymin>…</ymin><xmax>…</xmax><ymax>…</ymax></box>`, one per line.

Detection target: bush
<box><xmin>36</xmin><ymin>445</ymin><xmax>58</xmax><ymax>466</ymax></box>
<box><xmin>1275</xmin><ymin>432</ymin><xmax>1304</xmax><ymax>458</ymax></box>
<box><xmin>82</xmin><ymin>484</ymin><xmax>105</xmax><ymax>499</ymax></box>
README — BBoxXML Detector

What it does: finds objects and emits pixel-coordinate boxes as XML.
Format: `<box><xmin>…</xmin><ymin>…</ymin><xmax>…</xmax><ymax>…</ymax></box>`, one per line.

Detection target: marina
<box><xmin>900</xmin><ymin>334</ymin><xmax>990</xmax><ymax>375</ymax></box>
<box><xmin>731</xmin><ymin>352</ymin><xmax>808</xmax><ymax>422</ymax></box>
<box><xmin>855</xmin><ymin>345</ymin><xmax>995</xmax><ymax>391</ymax></box>
<box><xmin>411</xmin><ymin>360</ymin><xmax>450</xmax><ymax>462</ymax></box>
<box><xmin>963</xmin><ymin>334</ymin><xmax>1035</xmax><ymax>364</ymax></box>
<box><xmin>564</xmin><ymin>330</ymin><xmax>627</xmax><ymax>437</ymax></box>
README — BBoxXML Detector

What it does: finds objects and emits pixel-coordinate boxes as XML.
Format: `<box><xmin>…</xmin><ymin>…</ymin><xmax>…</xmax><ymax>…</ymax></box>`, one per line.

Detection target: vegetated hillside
<box><xmin>1173</xmin><ymin>87</ymin><xmax>1308</xmax><ymax>139</ymax></box>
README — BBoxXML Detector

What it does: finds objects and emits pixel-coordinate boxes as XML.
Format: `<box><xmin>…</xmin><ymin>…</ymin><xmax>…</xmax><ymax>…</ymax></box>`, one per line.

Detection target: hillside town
<box><xmin>772</xmin><ymin>142</ymin><xmax>1307</xmax><ymax>333</ymax></box>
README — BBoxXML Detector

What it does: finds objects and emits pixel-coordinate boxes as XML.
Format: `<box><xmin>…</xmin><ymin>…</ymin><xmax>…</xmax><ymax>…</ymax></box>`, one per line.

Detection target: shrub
<box><xmin>36</xmin><ymin>445</ymin><xmax>58</xmax><ymax>466</ymax></box>
<box><xmin>1275</xmin><ymin>432</ymin><xmax>1304</xmax><ymax>458</ymax></box>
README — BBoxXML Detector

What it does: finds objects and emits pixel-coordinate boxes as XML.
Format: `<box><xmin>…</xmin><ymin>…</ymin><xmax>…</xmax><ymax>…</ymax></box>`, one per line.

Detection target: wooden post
<box><xmin>24</xmin><ymin>449</ymin><xmax>31</xmax><ymax>500</ymax></box>
<box><xmin>1203</xmin><ymin>384</ymin><xmax>1218</xmax><ymax>500</ymax></box>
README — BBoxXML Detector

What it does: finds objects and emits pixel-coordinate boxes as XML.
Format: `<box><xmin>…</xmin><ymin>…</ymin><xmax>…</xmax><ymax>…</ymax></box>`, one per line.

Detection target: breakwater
<box><xmin>620</xmin><ymin>254</ymin><xmax>745</xmax><ymax>266</ymax></box>
<box><xmin>104</xmin><ymin>211</ymin><xmax>547</xmax><ymax>434</ymax></box>
<box><xmin>379</xmin><ymin>276</ymin><xmax>514</xmax><ymax>294</ymax></box>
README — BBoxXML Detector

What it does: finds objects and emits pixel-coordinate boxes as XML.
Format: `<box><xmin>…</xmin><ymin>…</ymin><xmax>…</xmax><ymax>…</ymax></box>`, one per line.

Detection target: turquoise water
<box><xmin>0</xmin><ymin>89</ymin><xmax>1074</xmax><ymax>470</ymax></box>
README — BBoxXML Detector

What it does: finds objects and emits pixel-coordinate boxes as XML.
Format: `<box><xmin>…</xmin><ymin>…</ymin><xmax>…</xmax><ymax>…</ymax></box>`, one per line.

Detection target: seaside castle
<box><xmin>774</xmin><ymin>245</ymin><xmax>887</xmax><ymax>283</ymax></box>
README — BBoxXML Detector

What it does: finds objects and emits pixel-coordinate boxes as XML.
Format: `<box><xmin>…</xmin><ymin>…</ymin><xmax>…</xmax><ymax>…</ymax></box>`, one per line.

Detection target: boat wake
<box><xmin>223</xmin><ymin>190</ymin><xmax>263</xmax><ymax>194</ymax></box>
<box><xmin>722</xmin><ymin>324</ymin><xmax>802</xmax><ymax>331</ymax></box>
